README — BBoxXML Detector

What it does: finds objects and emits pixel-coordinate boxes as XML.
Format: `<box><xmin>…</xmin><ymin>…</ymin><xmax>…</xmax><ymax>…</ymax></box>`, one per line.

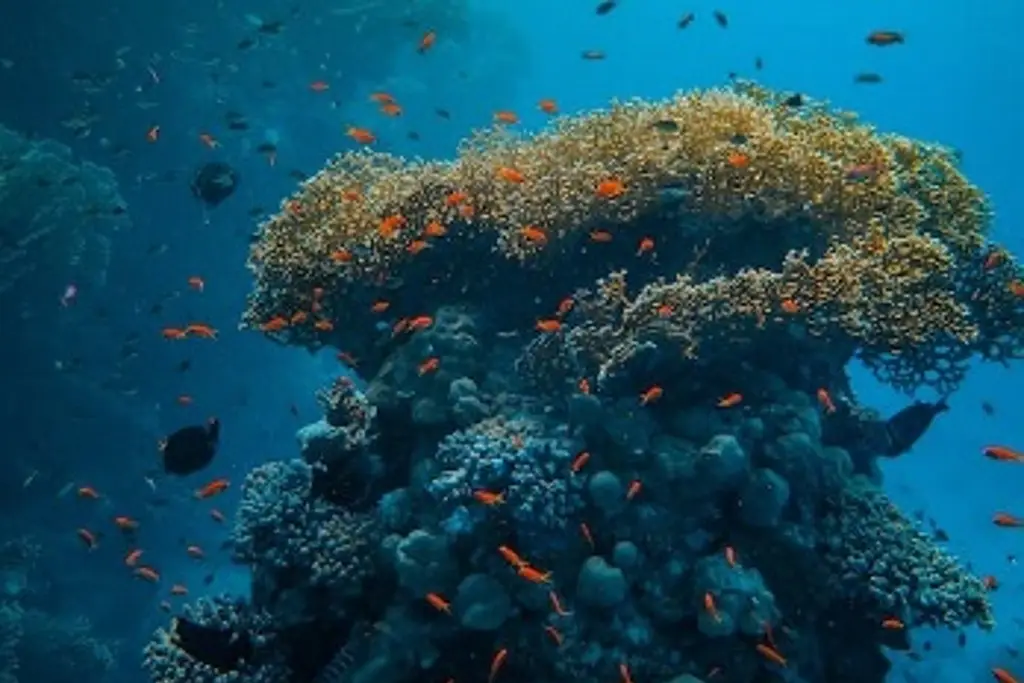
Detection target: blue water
<box><xmin>1</xmin><ymin>0</ymin><xmax>1023</xmax><ymax>681</ymax></box>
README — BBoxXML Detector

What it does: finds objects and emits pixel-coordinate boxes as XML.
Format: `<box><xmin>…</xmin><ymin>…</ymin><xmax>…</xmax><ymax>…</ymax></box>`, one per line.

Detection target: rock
<box><xmin>737</xmin><ymin>468</ymin><xmax>790</xmax><ymax>528</ymax></box>
<box><xmin>454</xmin><ymin>574</ymin><xmax>511</xmax><ymax>631</ymax></box>
<box><xmin>588</xmin><ymin>470</ymin><xmax>626</xmax><ymax>515</ymax></box>
<box><xmin>577</xmin><ymin>556</ymin><xmax>628</xmax><ymax>608</ymax></box>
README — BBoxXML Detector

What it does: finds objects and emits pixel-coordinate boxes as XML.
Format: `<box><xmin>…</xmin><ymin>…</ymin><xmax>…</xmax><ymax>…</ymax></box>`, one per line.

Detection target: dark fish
<box><xmin>866</xmin><ymin>30</ymin><xmax>904</xmax><ymax>46</ymax></box>
<box><xmin>651</xmin><ymin>119</ymin><xmax>680</xmax><ymax>133</ymax></box>
<box><xmin>161</xmin><ymin>418</ymin><xmax>220</xmax><ymax>475</ymax></box>
<box><xmin>237</xmin><ymin>37</ymin><xmax>256</xmax><ymax>50</ymax></box>
<box><xmin>257</xmin><ymin>20</ymin><xmax>285</xmax><ymax>34</ymax></box>
<box><xmin>191</xmin><ymin>162</ymin><xmax>239</xmax><ymax>207</ymax></box>
<box><xmin>881</xmin><ymin>398</ymin><xmax>948</xmax><ymax>457</ymax></box>
<box><xmin>755</xmin><ymin>56</ymin><xmax>763</xmax><ymax>70</ymax></box>
<box><xmin>288</xmin><ymin>169</ymin><xmax>308</xmax><ymax>181</ymax></box>
<box><xmin>957</xmin><ymin>632</ymin><xmax>966</xmax><ymax>648</ymax></box>
<box><xmin>262</xmin><ymin>80</ymin><xmax>276</xmax><ymax>89</ymax></box>
<box><xmin>435</xmin><ymin>108</ymin><xmax>451</xmax><ymax>119</ymax></box>
<box><xmin>596</xmin><ymin>1</ymin><xmax>616</xmax><ymax>15</ymax></box>
<box><xmin>782</xmin><ymin>93</ymin><xmax>804</xmax><ymax>108</ymax></box>
<box><xmin>923</xmin><ymin>640</ymin><xmax>932</xmax><ymax>651</ymax></box>
<box><xmin>171</xmin><ymin>617</ymin><xmax>252</xmax><ymax>672</ymax></box>
<box><xmin>713</xmin><ymin>10</ymin><xmax>728</xmax><ymax>27</ymax></box>
<box><xmin>290</xmin><ymin>404</ymin><xmax>299</xmax><ymax>417</ymax></box>
<box><xmin>677</xmin><ymin>12</ymin><xmax>695</xmax><ymax>29</ymax></box>
<box><xmin>854</xmin><ymin>72</ymin><xmax>883</xmax><ymax>84</ymax></box>
<box><xmin>177</xmin><ymin>359</ymin><xmax>192</xmax><ymax>373</ymax></box>
<box><xmin>407</xmin><ymin>131</ymin><xmax>420</xmax><ymax>141</ymax></box>
<box><xmin>933</xmin><ymin>528</ymin><xmax>949</xmax><ymax>542</ymax></box>
<box><xmin>729</xmin><ymin>133</ymin><xmax>748</xmax><ymax>145</ymax></box>
<box><xmin>581</xmin><ymin>50</ymin><xmax>606</xmax><ymax>60</ymax></box>
<box><xmin>203</xmin><ymin>573</ymin><xmax>215</xmax><ymax>585</ymax></box>
<box><xmin>256</xmin><ymin>142</ymin><xmax>277</xmax><ymax>155</ymax></box>
<box><xmin>981</xmin><ymin>400</ymin><xmax>994</xmax><ymax>416</ymax></box>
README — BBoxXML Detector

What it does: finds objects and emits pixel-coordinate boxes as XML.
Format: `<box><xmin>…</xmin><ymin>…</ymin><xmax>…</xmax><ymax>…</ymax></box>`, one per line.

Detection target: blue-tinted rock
<box><xmin>738</xmin><ymin>469</ymin><xmax>790</xmax><ymax>528</ymax></box>
<box><xmin>454</xmin><ymin>573</ymin><xmax>511</xmax><ymax>631</ymax></box>
<box><xmin>588</xmin><ymin>470</ymin><xmax>626</xmax><ymax>514</ymax></box>
<box><xmin>577</xmin><ymin>556</ymin><xmax>628</xmax><ymax>607</ymax></box>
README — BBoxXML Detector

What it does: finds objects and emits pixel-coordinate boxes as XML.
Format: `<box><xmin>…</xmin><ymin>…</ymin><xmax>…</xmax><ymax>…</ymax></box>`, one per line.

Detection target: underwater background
<box><xmin>1</xmin><ymin>0</ymin><xmax>1023</xmax><ymax>682</ymax></box>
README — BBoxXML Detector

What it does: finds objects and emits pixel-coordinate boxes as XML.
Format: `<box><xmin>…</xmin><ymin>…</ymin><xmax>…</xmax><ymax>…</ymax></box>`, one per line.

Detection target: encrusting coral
<box><xmin>143</xmin><ymin>84</ymin><xmax>1024</xmax><ymax>683</ymax></box>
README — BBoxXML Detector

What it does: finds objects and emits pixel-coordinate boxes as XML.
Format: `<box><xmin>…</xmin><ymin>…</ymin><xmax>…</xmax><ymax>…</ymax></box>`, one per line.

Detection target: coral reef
<box><xmin>145</xmin><ymin>85</ymin><xmax>1022</xmax><ymax>683</ymax></box>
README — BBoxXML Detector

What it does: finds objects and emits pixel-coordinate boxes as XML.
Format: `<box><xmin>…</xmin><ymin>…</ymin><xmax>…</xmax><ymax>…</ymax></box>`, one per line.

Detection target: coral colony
<box><xmin>144</xmin><ymin>84</ymin><xmax>1022</xmax><ymax>683</ymax></box>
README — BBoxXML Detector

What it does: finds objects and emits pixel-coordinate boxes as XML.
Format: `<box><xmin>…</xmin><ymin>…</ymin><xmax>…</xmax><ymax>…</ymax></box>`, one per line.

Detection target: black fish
<box><xmin>713</xmin><ymin>10</ymin><xmax>728</xmax><ymax>27</ymax></box>
<box><xmin>161</xmin><ymin>418</ymin><xmax>220</xmax><ymax>475</ymax></box>
<box><xmin>191</xmin><ymin>162</ymin><xmax>239</xmax><ymax>206</ymax></box>
<box><xmin>677</xmin><ymin>12</ymin><xmax>695</xmax><ymax>29</ymax></box>
<box><xmin>171</xmin><ymin>617</ymin><xmax>252</xmax><ymax>672</ymax></box>
<box><xmin>596</xmin><ymin>1</ymin><xmax>616</xmax><ymax>14</ymax></box>
<box><xmin>854</xmin><ymin>72</ymin><xmax>883</xmax><ymax>84</ymax></box>
<box><xmin>783</xmin><ymin>93</ymin><xmax>804</xmax><ymax>108</ymax></box>
<box><xmin>881</xmin><ymin>398</ymin><xmax>948</xmax><ymax>457</ymax></box>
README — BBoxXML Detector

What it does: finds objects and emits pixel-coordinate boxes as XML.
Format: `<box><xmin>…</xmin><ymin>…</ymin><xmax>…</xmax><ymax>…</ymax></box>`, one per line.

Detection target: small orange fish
<box><xmin>124</xmin><ymin>549</ymin><xmax>143</xmax><ymax>567</ymax></box>
<box><xmin>724</xmin><ymin>546</ymin><xmax>737</xmax><ymax>567</ymax></box>
<box><xmin>370</xmin><ymin>300</ymin><xmax>391</xmax><ymax>314</ymax></box>
<box><xmin>596</xmin><ymin>178</ymin><xmax>625</xmax><ymax>198</ymax></box>
<box><xmin>590</xmin><ymin>229</ymin><xmax>614</xmax><ymax>243</ymax></box>
<box><xmin>993</xmin><ymin>668</ymin><xmax>1020</xmax><ymax>683</ymax></box>
<box><xmin>881</xmin><ymin>617</ymin><xmax>904</xmax><ymax>630</ymax></box>
<box><xmin>656</xmin><ymin>304</ymin><xmax>673</xmax><ymax>318</ymax></box>
<box><xmin>194</xmin><ymin>478</ymin><xmax>230</xmax><ymax>500</ymax></box>
<box><xmin>114</xmin><ymin>516</ymin><xmax>139</xmax><ymax>531</ymax></box>
<box><xmin>578</xmin><ymin>378</ymin><xmax>591</xmax><ymax>394</ymax></box>
<box><xmin>185</xmin><ymin>323</ymin><xmax>218</xmax><ymax>339</ymax></box>
<box><xmin>474</xmin><ymin>490</ymin><xmax>505</xmax><ymax>506</ymax></box>
<box><xmin>983</xmin><ymin>575</ymin><xmax>1000</xmax><ymax>591</ymax></box>
<box><xmin>498</xmin><ymin>545</ymin><xmax>527</xmax><ymax>569</ymax></box>
<box><xmin>780</xmin><ymin>299</ymin><xmax>800</xmax><ymax>314</ymax></box>
<box><xmin>418</xmin><ymin>357</ymin><xmax>440</xmax><ymax>376</ymax></box>
<box><xmin>186</xmin><ymin>545</ymin><xmax>204</xmax><ymax>559</ymax></box>
<box><xmin>556</xmin><ymin>297</ymin><xmax>574</xmax><ymax>316</ymax></box>
<box><xmin>445</xmin><ymin>191</ymin><xmax>468</xmax><ymax>206</ymax></box>
<box><xmin>816</xmin><ymin>388</ymin><xmax>836</xmax><ymax>414</ymax></box>
<box><xmin>520</xmin><ymin>225</ymin><xmax>548</xmax><ymax>245</ymax></box>
<box><xmin>459</xmin><ymin>204</ymin><xmax>475</xmax><ymax>218</ymax></box>
<box><xmin>497</xmin><ymin>166</ymin><xmax>526</xmax><ymax>183</ymax></box>
<box><xmin>1009</xmin><ymin>281</ymin><xmax>1024</xmax><ymax>298</ymax></box>
<box><xmin>993</xmin><ymin>512</ymin><xmax>1024</xmax><ymax>528</ymax></box>
<box><xmin>134</xmin><ymin>566</ymin><xmax>160</xmax><ymax>583</ymax></box>
<box><xmin>984</xmin><ymin>446</ymin><xmax>1024</xmax><ymax>463</ymax></box>
<box><xmin>727</xmin><ymin>151</ymin><xmax>750</xmax><ymax>168</ymax></box>
<box><xmin>260</xmin><ymin>317</ymin><xmax>289</xmax><ymax>332</ymax></box>
<box><xmin>579</xmin><ymin>522</ymin><xmax>594</xmax><ymax>548</ymax></box>
<box><xmin>548</xmin><ymin>590</ymin><xmax>572</xmax><ymax>616</ymax></box>
<box><xmin>640</xmin><ymin>385</ymin><xmax>663</xmax><ymax>405</ymax></box>
<box><xmin>379</xmin><ymin>214</ymin><xmax>407</xmax><ymax>238</ymax></box>
<box><xmin>187</xmin><ymin>276</ymin><xmax>205</xmax><ymax>292</ymax></box>
<box><xmin>544</xmin><ymin>625</ymin><xmax>563</xmax><ymax>646</ymax></box>
<box><xmin>570</xmin><ymin>451</ymin><xmax>591</xmax><ymax>473</ymax></box>
<box><xmin>170</xmin><ymin>584</ymin><xmax>188</xmax><ymax>596</ymax></box>
<box><xmin>407</xmin><ymin>239</ymin><xmax>431</xmax><ymax>255</ymax></box>
<box><xmin>162</xmin><ymin>327</ymin><xmax>188</xmax><ymax>339</ymax></box>
<box><xmin>494</xmin><ymin>110</ymin><xmax>519</xmax><ymax>125</ymax></box>
<box><xmin>314</xmin><ymin>319</ymin><xmax>334</xmax><ymax>331</ymax></box>
<box><xmin>488</xmin><ymin>648</ymin><xmax>508</xmax><ymax>683</ymax></box>
<box><xmin>982</xmin><ymin>250</ymin><xmax>1004</xmax><ymax>271</ymax></box>
<box><xmin>347</xmin><ymin>127</ymin><xmax>376</xmax><ymax>144</ymax></box>
<box><xmin>408</xmin><ymin>315</ymin><xmax>433</xmax><ymax>331</ymax></box>
<box><xmin>619</xmin><ymin>663</ymin><xmax>634</xmax><ymax>683</ymax></box>
<box><xmin>424</xmin><ymin>221</ymin><xmax>447</xmax><ymax>238</ymax></box>
<box><xmin>309</xmin><ymin>80</ymin><xmax>330</xmax><ymax>92</ymax></box>
<box><xmin>866</xmin><ymin>30</ymin><xmax>905</xmax><ymax>46</ymax></box>
<box><xmin>425</xmin><ymin>592</ymin><xmax>452</xmax><ymax>614</ymax></box>
<box><xmin>717</xmin><ymin>393</ymin><xmax>743</xmax><ymax>408</ymax></box>
<box><xmin>756</xmin><ymin>643</ymin><xmax>787</xmax><ymax>666</ymax></box>
<box><xmin>198</xmin><ymin>133</ymin><xmax>219</xmax><ymax>149</ymax></box>
<box><xmin>77</xmin><ymin>486</ymin><xmax>100</xmax><ymax>500</ymax></box>
<box><xmin>417</xmin><ymin>30</ymin><xmax>437</xmax><ymax>54</ymax></box>
<box><xmin>177</xmin><ymin>394</ymin><xmax>194</xmax><ymax>406</ymax></box>
<box><xmin>704</xmin><ymin>592</ymin><xmax>722</xmax><ymax>621</ymax></box>
<box><xmin>538</xmin><ymin>99</ymin><xmax>558</xmax><ymax>114</ymax></box>
<box><xmin>536</xmin><ymin>319</ymin><xmax>562</xmax><ymax>333</ymax></box>
<box><xmin>330</xmin><ymin>249</ymin><xmax>354</xmax><ymax>263</ymax></box>
<box><xmin>369</xmin><ymin>92</ymin><xmax>396</xmax><ymax>104</ymax></box>
<box><xmin>146</xmin><ymin>124</ymin><xmax>160</xmax><ymax>142</ymax></box>
<box><xmin>210</xmin><ymin>509</ymin><xmax>225</xmax><ymax>523</ymax></box>
<box><xmin>636</xmin><ymin>237</ymin><xmax>655</xmax><ymax>255</ymax></box>
<box><xmin>379</xmin><ymin>102</ymin><xmax>403</xmax><ymax>117</ymax></box>
<box><xmin>625</xmin><ymin>480</ymin><xmax>642</xmax><ymax>501</ymax></box>
<box><xmin>77</xmin><ymin>528</ymin><xmax>98</xmax><ymax>550</ymax></box>
<box><xmin>517</xmin><ymin>565</ymin><xmax>551</xmax><ymax>584</ymax></box>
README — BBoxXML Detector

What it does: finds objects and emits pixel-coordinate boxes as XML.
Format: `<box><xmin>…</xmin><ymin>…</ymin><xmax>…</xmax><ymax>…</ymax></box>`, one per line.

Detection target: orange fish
<box><xmin>379</xmin><ymin>102</ymin><xmax>402</xmax><ymax>117</ymax></box>
<box><xmin>261</xmin><ymin>317</ymin><xmax>289</xmax><ymax>332</ymax></box>
<box><xmin>459</xmin><ymin>204</ymin><xmax>475</xmax><ymax>218</ymax></box>
<box><xmin>498</xmin><ymin>545</ymin><xmax>528</xmax><ymax>569</ymax></box>
<box><xmin>494</xmin><ymin>110</ymin><xmax>519</xmax><ymax>125</ymax></box>
<box><xmin>579</xmin><ymin>522</ymin><xmax>595</xmax><ymax>549</ymax></box>
<box><xmin>210</xmin><ymin>509</ymin><xmax>225</xmax><ymax>523</ymax></box>
<box><xmin>640</xmin><ymin>385</ymin><xmax>663</xmax><ymax>405</ymax></box>
<box><xmin>417</xmin><ymin>30</ymin><xmax>437</xmax><ymax>54</ymax></box>
<box><xmin>146</xmin><ymin>124</ymin><xmax>160</xmax><ymax>142</ymax></box>
<box><xmin>371</xmin><ymin>300</ymin><xmax>391</xmax><ymax>314</ymax></box>
<box><xmin>578</xmin><ymin>378</ymin><xmax>591</xmax><ymax>394</ymax></box>
<box><xmin>538</xmin><ymin>99</ymin><xmax>558</xmax><ymax>114</ymax></box>
<box><xmin>1009</xmin><ymin>281</ymin><xmax>1024</xmax><ymax>298</ymax></box>
<box><xmin>549</xmin><ymin>590</ymin><xmax>572</xmax><ymax>616</ymax></box>
<box><xmin>162</xmin><ymin>327</ymin><xmax>188</xmax><ymax>340</ymax></box>
<box><xmin>474</xmin><ymin>490</ymin><xmax>505</xmax><ymax>506</ymax></box>
<box><xmin>408</xmin><ymin>315</ymin><xmax>434</xmax><ymax>331</ymax></box>
<box><xmin>993</xmin><ymin>513</ymin><xmax>1024</xmax><ymax>528</ymax></box>
<box><xmin>984</xmin><ymin>446</ymin><xmax>1024</xmax><ymax>463</ymax></box>
<box><xmin>556</xmin><ymin>297</ymin><xmax>574</xmax><ymax>317</ymax></box>
<box><xmin>705</xmin><ymin>592</ymin><xmax>720</xmax><ymax>620</ymax></box>
<box><xmin>445</xmin><ymin>190</ymin><xmax>469</xmax><ymax>206</ymax></box>
<box><xmin>570</xmin><ymin>451</ymin><xmax>591</xmax><ymax>473</ymax></box>
<box><xmin>134</xmin><ymin>566</ymin><xmax>160</xmax><ymax>582</ymax></box>
<box><xmin>347</xmin><ymin>127</ymin><xmax>376</xmax><ymax>144</ymax></box>
<box><xmin>114</xmin><ymin>516</ymin><xmax>139</xmax><ymax>531</ymax></box>
<box><xmin>195</xmin><ymin>478</ymin><xmax>230</xmax><ymax>500</ymax></box>
<box><xmin>186</xmin><ymin>545</ymin><xmax>204</xmax><ymax>559</ymax></box>
<box><xmin>544</xmin><ymin>625</ymin><xmax>563</xmax><ymax>646</ymax></box>
<box><xmin>536</xmin><ymin>319</ymin><xmax>562</xmax><ymax>333</ymax></box>
<box><xmin>727</xmin><ymin>151</ymin><xmax>750</xmax><ymax>168</ymax></box>
<box><xmin>625</xmin><ymin>480</ymin><xmax>642</xmax><ymax>501</ymax></box>
<box><xmin>520</xmin><ymin>225</ymin><xmax>548</xmax><ymax>245</ymax></box>
<box><xmin>596</xmin><ymin>178</ymin><xmax>625</xmax><ymax>198</ymax></box>
<box><xmin>187</xmin><ymin>276</ymin><xmax>205</xmax><ymax>292</ymax></box>
<box><xmin>309</xmin><ymin>80</ymin><xmax>330</xmax><ymax>92</ymax></box>
<box><xmin>636</xmin><ymin>237</ymin><xmax>655</xmax><ymax>255</ymax></box>
<box><xmin>756</xmin><ymin>643</ymin><xmax>787</xmax><ymax>666</ymax></box>
<box><xmin>866</xmin><ymin>30</ymin><xmax>904</xmax><ymax>46</ymax></box>
<box><xmin>77</xmin><ymin>528</ymin><xmax>98</xmax><ymax>550</ymax></box>
<box><xmin>185</xmin><ymin>323</ymin><xmax>218</xmax><ymax>339</ymax></box>
<box><xmin>590</xmin><ymin>230</ymin><xmax>613</xmax><ymax>243</ymax></box>
<box><xmin>619</xmin><ymin>663</ymin><xmax>634</xmax><ymax>683</ymax></box>
<box><xmin>724</xmin><ymin>546</ymin><xmax>737</xmax><ymax>567</ymax></box>
<box><xmin>170</xmin><ymin>584</ymin><xmax>188</xmax><ymax>596</ymax></box>
<box><xmin>369</xmin><ymin>92</ymin><xmax>396</xmax><ymax>104</ymax></box>
<box><xmin>425</xmin><ymin>592</ymin><xmax>451</xmax><ymax>614</ymax></box>
<box><xmin>379</xmin><ymin>214</ymin><xmax>407</xmax><ymax>238</ymax></box>
<box><xmin>407</xmin><ymin>239</ymin><xmax>431</xmax><ymax>255</ymax></box>
<box><xmin>330</xmin><ymin>248</ymin><xmax>354</xmax><ymax>263</ymax></box>
<box><xmin>488</xmin><ymin>648</ymin><xmax>508</xmax><ymax>683</ymax></box>
<box><xmin>816</xmin><ymin>388</ymin><xmax>836</xmax><ymax>414</ymax></box>
<box><xmin>780</xmin><ymin>299</ymin><xmax>800</xmax><ymax>314</ymax></box>
<box><xmin>497</xmin><ymin>166</ymin><xmax>526</xmax><ymax>183</ymax></box>
<box><xmin>198</xmin><ymin>133</ymin><xmax>219</xmax><ymax>149</ymax></box>
<box><xmin>124</xmin><ymin>549</ymin><xmax>143</xmax><ymax>566</ymax></box>
<box><xmin>656</xmin><ymin>304</ymin><xmax>673</xmax><ymax>318</ymax></box>
<box><xmin>177</xmin><ymin>394</ymin><xmax>194</xmax><ymax>406</ymax></box>
<box><xmin>77</xmin><ymin>486</ymin><xmax>100</xmax><ymax>500</ymax></box>
<box><xmin>881</xmin><ymin>617</ymin><xmax>904</xmax><ymax>630</ymax></box>
<box><xmin>424</xmin><ymin>221</ymin><xmax>447</xmax><ymax>238</ymax></box>
<box><xmin>983</xmin><ymin>575</ymin><xmax>1000</xmax><ymax>591</ymax></box>
<box><xmin>418</xmin><ymin>357</ymin><xmax>440</xmax><ymax>376</ymax></box>
<box><xmin>314</xmin><ymin>320</ymin><xmax>334</xmax><ymax>332</ymax></box>
<box><xmin>993</xmin><ymin>668</ymin><xmax>1020</xmax><ymax>683</ymax></box>
<box><xmin>717</xmin><ymin>393</ymin><xmax>743</xmax><ymax>408</ymax></box>
<box><xmin>517</xmin><ymin>565</ymin><xmax>551</xmax><ymax>584</ymax></box>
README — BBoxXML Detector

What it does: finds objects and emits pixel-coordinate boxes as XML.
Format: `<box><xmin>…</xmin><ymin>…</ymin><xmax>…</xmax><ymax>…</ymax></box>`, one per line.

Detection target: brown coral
<box><xmin>243</xmin><ymin>83</ymin><xmax>1022</xmax><ymax>392</ymax></box>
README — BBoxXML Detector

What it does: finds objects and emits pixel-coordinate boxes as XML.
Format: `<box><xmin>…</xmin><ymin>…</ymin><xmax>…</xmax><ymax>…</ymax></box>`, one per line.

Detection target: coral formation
<box><xmin>146</xmin><ymin>84</ymin><xmax>1022</xmax><ymax>683</ymax></box>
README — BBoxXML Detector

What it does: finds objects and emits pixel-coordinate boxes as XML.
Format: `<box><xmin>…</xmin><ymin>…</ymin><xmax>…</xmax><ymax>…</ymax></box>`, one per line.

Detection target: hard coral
<box><xmin>821</xmin><ymin>477</ymin><xmax>993</xmax><ymax>630</ymax></box>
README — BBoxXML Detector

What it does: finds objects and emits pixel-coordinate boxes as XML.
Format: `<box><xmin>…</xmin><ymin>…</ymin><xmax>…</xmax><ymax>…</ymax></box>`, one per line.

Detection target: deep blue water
<box><xmin>1</xmin><ymin>0</ymin><xmax>1023</xmax><ymax>682</ymax></box>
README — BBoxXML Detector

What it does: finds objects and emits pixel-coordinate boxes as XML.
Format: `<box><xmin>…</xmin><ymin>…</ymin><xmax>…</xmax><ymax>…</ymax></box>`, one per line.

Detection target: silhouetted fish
<box><xmin>881</xmin><ymin>398</ymin><xmax>948</xmax><ymax>457</ymax></box>
<box><xmin>161</xmin><ymin>418</ymin><xmax>220</xmax><ymax>475</ymax></box>
<box><xmin>171</xmin><ymin>617</ymin><xmax>251</xmax><ymax>672</ymax></box>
